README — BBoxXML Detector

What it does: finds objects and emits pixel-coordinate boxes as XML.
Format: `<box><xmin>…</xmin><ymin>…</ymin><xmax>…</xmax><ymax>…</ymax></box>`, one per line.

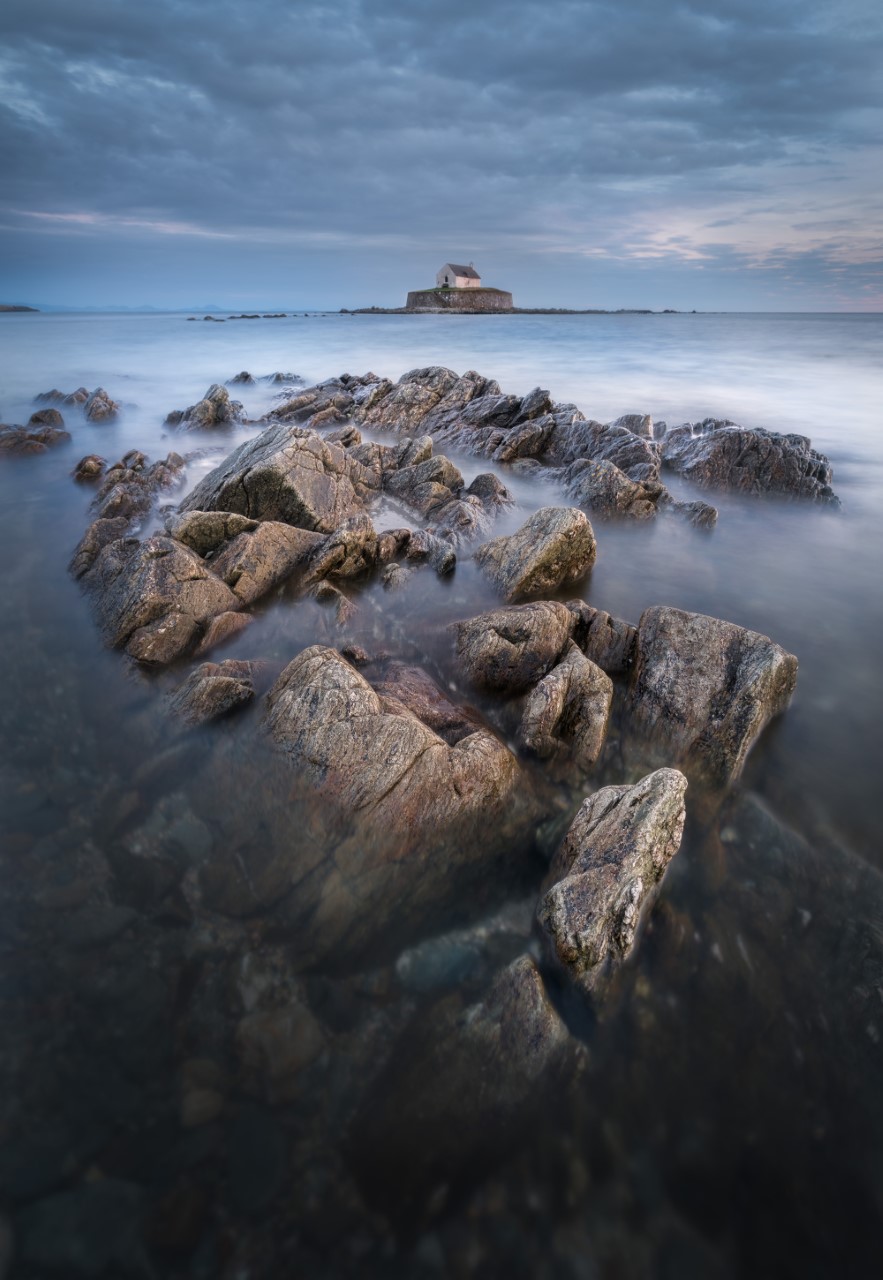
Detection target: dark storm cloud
<box><xmin>1</xmin><ymin>0</ymin><xmax>881</xmax><ymax>303</ymax></box>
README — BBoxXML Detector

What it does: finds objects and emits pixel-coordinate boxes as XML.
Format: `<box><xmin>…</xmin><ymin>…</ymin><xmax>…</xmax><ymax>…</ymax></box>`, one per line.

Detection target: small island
<box><xmin>0</xmin><ymin>304</ymin><xmax>39</xmax><ymax>313</ymax></box>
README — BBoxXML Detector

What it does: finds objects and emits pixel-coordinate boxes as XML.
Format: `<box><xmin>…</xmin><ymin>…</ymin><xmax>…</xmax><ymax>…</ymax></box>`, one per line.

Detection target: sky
<box><xmin>1</xmin><ymin>0</ymin><xmax>882</xmax><ymax>311</ymax></box>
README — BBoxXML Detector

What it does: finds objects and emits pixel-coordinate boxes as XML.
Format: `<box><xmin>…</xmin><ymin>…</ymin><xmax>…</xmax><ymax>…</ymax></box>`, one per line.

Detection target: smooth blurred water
<box><xmin>1</xmin><ymin>310</ymin><xmax>882</xmax><ymax>1278</ymax></box>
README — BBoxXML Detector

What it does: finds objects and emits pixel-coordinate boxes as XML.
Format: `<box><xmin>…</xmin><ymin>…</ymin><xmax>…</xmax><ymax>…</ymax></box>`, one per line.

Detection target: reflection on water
<box><xmin>1</xmin><ymin>311</ymin><xmax>882</xmax><ymax>1277</ymax></box>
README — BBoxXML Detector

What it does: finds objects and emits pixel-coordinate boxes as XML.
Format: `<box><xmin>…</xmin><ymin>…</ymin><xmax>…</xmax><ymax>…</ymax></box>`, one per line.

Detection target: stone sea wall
<box><xmin>405</xmin><ymin>287</ymin><xmax>514</xmax><ymax>312</ymax></box>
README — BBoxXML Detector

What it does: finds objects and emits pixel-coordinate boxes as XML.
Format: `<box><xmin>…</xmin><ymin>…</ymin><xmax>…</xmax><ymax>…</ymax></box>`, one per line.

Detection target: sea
<box><xmin>0</xmin><ymin>309</ymin><xmax>881</xmax><ymax>1277</ymax></box>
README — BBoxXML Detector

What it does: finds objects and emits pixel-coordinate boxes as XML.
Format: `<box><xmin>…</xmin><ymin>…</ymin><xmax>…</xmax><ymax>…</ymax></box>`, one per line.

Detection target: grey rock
<box><xmin>28</xmin><ymin>407</ymin><xmax>65</xmax><ymax>428</ymax></box>
<box><xmin>537</xmin><ymin>768</ymin><xmax>687</xmax><ymax>995</ymax></box>
<box><xmin>165</xmin><ymin>509</ymin><xmax>259</xmax><ymax>557</ymax></box>
<box><xmin>372</xmin><ymin>662</ymin><xmax>485</xmax><ymax>745</ymax></box>
<box><xmin>0</xmin><ymin>422</ymin><xmax>70</xmax><ymax>454</ymax></box>
<box><xmin>301</xmin><ymin>513</ymin><xmax>378</xmax><ymax>586</ymax></box>
<box><xmin>83</xmin><ymin>535</ymin><xmax>239</xmax><ymax>665</ymax></box>
<box><xmin>545</xmin><ymin>416</ymin><xmax>661</xmax><ymax>481</ymax></box>
<box><xmin>564</xmin><ymin>456</ymin><xmax>660</xmax><ymax>519</ymax></box>
<box><xmin>566</xmin><ymin>602</ymin><xmax>637</xmax><ymax>675</ymax></box>
<box><xmin>661</xmin><ymin>422</ymin><xmax>839</xmax><ymax>504</ymax></box>
<box><xmin>69</xmin><ymin>516</ymin><xmax>131</xmax><ymax>579</ymax></box>
<box><xmin>452</xmin><ymin>600</ymin><xmax>575</xmax><ymax>692</ymax></box>
<box><xmin>610</xmin><ymin>412</ymin><xmax>653</xmax><ymax>438</ymax></box>
<box><xmin>179</xmin><ymin>421</ymin><xmax>372</xmax><ymax>532</ymax></box>
<box><xmin>517</xmin><ymin>641</ymin><xmax>613</xmax><ymax>770</ymax></box>
<box><xmin>380</xmin><ymin>561</ymin><xmax>413</xmax><ymax>591</ymax></box>
<box><xmin>474</xmin><ymin>506</ymin><xmax>596</xmax><ymax>601</ymax></box>
<box><xmin>227</xmin><ymin>370</ymin><xmax>255</xmax><ymax>385</ymax></box>
<box><xmin>626</xmin><ymin>606</ymin><xmax>799</xmax><ymax>786</ymax></box>
<box><xmin>167</xmin><ymin>382</ymin><xmax>244</xmax><ymax>429</ymax></box>
<box><xmin>194</xmin><ymin>610</ymin><xmax>253</xmax><ymax>656</ymax></box>
<box><xmin>167</xmin><ymin>659</ymin><xmax>255</xmax><ymax>727</ymax></box>
<box><xmin>405</xmin><ymin>528</ymin><xmax>456</xmax><ymax>574</ymax></box>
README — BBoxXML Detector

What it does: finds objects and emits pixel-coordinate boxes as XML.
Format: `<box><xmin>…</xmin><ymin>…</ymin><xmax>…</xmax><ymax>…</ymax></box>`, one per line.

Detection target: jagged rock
<box><xmin>83</xmin><ymin>387</ymin><xmax>120</xmax><ymax>421</ymax></box>
<box><xmin>372</xmin><ymin>662</ymin><xmax>485</xmax><ymax>745</ymax></box>
<box><xmin>626</xmin><ymin>606</ymin><xmax>798</xmax><ymax>786</ymax></box>
<box><xmin>72</xmin><ymin>454</ymin><xmax>106</xmax><ymax>482</ymax></box>
<box><xmin>165</xmin><ymin>509</ymin><xmax>260</xmax><ymax>557</ymax></box>
<box><xmin>563</xmin><ymin>457</ymin><xmax>660</xmax><ymax>519</ymax></box>
<box><xmin>349</xmin><ymin>955</ymin><xmax>576</xmax><ymax>1217</ymax></box>
<box><xmin>194</xmin><ymin>610</ymin><xmax>253</xmax><ymax>656</ymax></box>
<box><xmin>404</xmin><ymin>528</ymin><xmax>456</xmax><ymax>574</ymax></box>
<box><xmin>466</xmin><ymin>472</ymin><xmax>512</xmax><ymax>507</ymax></box>
<box><xmin>517</xmin><ymin>642</ymin><xmax>613</xmax><ymax>770</ymax></box>
<box><xmin>92</xmin><ymin>450</ymin><xmax>186</xmax><ymax>522</ymax></box>
<box><xmin>210</xmin><ymin>522</ymin><xmax>323</xmax><ymax>605</ymax></box>
<box><xmin>537</xmin><ymin>768</ymin><xmax>687</xmax><ymax>995</ymax></box>
<box><xmin>69</xmin><ymin>517</ymin><xmax>130</xmax><ymax>578</ymax></box>
<box><xmin>452</xmin><ymin>601</ymin><xmax>575</xmax><ymax>692</ymax></box>
<box><xmin>661</xmin><ymin>423</ymin><xmax>839</xmax><ymax>504</ymax></box>
<box><xmin>610</xmin><ymin>412</ymin><xmax>653</xmax><ymax>438</ymax></box>
<box><xmin>312</xmin><ymin>580</ymin><xmax>357</xmax><ymax>625</ymax></box>
<box><xmin>227</xmin><ymin>371</ymin><xmax>255</xmax><ymax>385</ymax></box>
<box><xmin>301</xmin><ymin>514</ymin><xmax>378</xmax><ymax>586</ymax></box>
<box><xmin>167</xmin><ymin>660</ymin><xmax>255</xmax><ymax>727</ymax></box>
<box><xmin>377</xmin><ymin>527</ymin><xmax>412</xmax><ymax>564</ymax></box>
<box><xmin>166</xmin><ymin>383</ymin><xmax>244</xmax><ymax>429</ymax></box>
<box><xmin>544</xmin><ymin>417</ymin><xmax>661</xmax><ymax>481</ymax></box>
<box><xmin>474</xmin><ymin>506</ymin><xmax>596</xmax><ymax>601</ymax></box>
<box><xmin>384</xmin><ymin>455</ymin><xmax>465</xmax><ymax>517</ymax></box>
<box><xmin>657</xmin><ymin>493</ymin><xmax>719</xmax><ymax>528</ymax></box>
<box><xmin>178</xmin><ymin>421</ymin><xmax>372</xmax><ymax>532</ymax></box>
<box><xmin>325</xmin><ymin>423</ymin><xmax>362</xmax><ymax>448</ymax></box>
<box><xmin>566</xmin><ymin>602</ymin><xmax>637</xmax><ymax>675</ymax></box>
<box><xmin>28</xmin><ymin>407</ymin><xmax>64</xmax><ymax>429</ymax></box>
<box><xmin>83</xmin><ymin>535</ymin><xmax>239</xmax><ymax>665</ymax></box>
<box><xmin>261</xmin><ymin>646</ymin><xmax>533</xmax><ymax>963</ymax></box>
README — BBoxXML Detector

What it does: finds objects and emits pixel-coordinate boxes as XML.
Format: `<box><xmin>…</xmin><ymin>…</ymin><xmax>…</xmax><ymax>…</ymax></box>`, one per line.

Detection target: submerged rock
<box><xmin>517</xmin><ymin>642</ymin><xmax>613</xmax><ymax>771</ymax></box>
<box><xmin>474</xmin><ymin>506</ymin><xmax>596</xmax><ymax>601</ymax></box>
<box><xmin>167</xmin><ymin>659</ymin><xmax>256</xmax><ymax>727</ymax></box>
<box><xmin>262</xmin><ymin>646</ymin><xmax>534</xmax><ymax>963</ymax></box>
<box><xmin>537</xmin><ymin>768</ymin><xmax>687</xmax><ymax>996</ymax></box>
<box><xmin>625</xmin><ymin>606</ymin><xmax>799</xmax><ymax>786</ymax></box>
<box><xmin>661</xmin><ymin>422</ymin><xmax>839</xmax><ymax>505</ymax></box>
<box><xmin>452</xmin><ymin>601</ymin><xmax>575</xmax><ymax>692</ymax></box>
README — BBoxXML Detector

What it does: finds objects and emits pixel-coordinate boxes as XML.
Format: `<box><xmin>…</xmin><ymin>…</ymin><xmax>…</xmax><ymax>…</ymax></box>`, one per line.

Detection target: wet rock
<box><xmin>661</xmin><ymin>422</ymin><xmax>839</xmax><ymax>504</ymax></box>
<box><xmin>452</xmin><ymin>601</ymin><xmax>575</xmax><ymax>692</ymax></box>
<box><xmin>373</xmin><ymin>663</ymin><xmax>485</xmax><ymax>745</ymax></box>
<box><xmin>0</xmin><ymin>422</ymin><xmax>70</xmax><ymax>454</ymax></box>
<box><xmin>167</xmin><ymin>660</ymin><xmax>255</xmax><ymax>727</ymax></box>
<box><xmin>165</xmin><ymin>509</ymin><xmax>259</xmax><ymax>556</ymax></box>
<box><xmin>325</xmin><ymin>422</ymin><xmax>362</xmax><ymax>448</ymax></box>
<box><xmin>227</xmin><ymin>370</ymin><xmax>255</xmax><ymax>385</ymax></box>
<box><xmin>563</xmin><ymin>457</ymin><xmax>660</xmax><ymax>519</ymax></box>
<box><xmin>626</xmin><ymin>606</ymin><xmax>799</xmax><ymax>786</ymax></box>
<box><xmin>194</xmin><ymin>609</ymin><xmax>253</xmax><ymax>656</ymax></box>
<box><xmin>312</xmin><ymin>580</ymin><xmax>358</xmax><ymax>625</ymax></box>
<box><xmin>517</xmin><ymin>642</ymin><xmax>613</xmax><ymax>770</ymax></box>
<box><xmin>384</xmin><ymin>455</ymin><xmax>465</xmax><ymax>517</ymax></box>
<box><xmin>545</xmin><ymin>417</ymin><xmax>662</xmax><ymax>481</ymax></box>
<box><xmin>179</xmin><ymin>420</ymin><xmax>372</xmax><ymax>532</ymax></box>
<box><xmin>474</xmin><ymin>507</ymin><xmax>596</xmax><ymax>601</ymax></box>
<box><xmin>83</xmin><ymin>386</ymin><xmax>120</xmax><ymax>421</ymax></box>
<box><xmin>466</xmin><ymin>472</ymin><xmax>513</xmax><ymax>508</ymax></box>
<box><xmin>657</xmin><ymin>493</ymin><xmax>719</xmax><ymax>528</ymax></box>
<box><xmin>262</xmin><ymin>647</ymin><xmax>534</xmax><ymax>964</ymax></box>
<box><xmin>166</xmin><ymin>383</ymin><xmax>244</xmax><ymax>429</ymax></box>
<box><xmin>235</xmin><ymin>1000</ymin><xmax>326</xmax><ymax>1103</ymax></box>
<box><xmin>83</xmin><ymin>535</ymin><xmax>239</xmax><ymax>665</ymax></box>
<box><xmin>381</xmin><ymin>562</ymin><xmax>412</xmax><ymax>591</ymax></box>
<box><xmin>69</xmin><ymin>516</ymin><xmax>131</xmax><ymax>578</ymax></box>
<box><xmin>16</xmin><ymin>1180</ymin><xmax>148</xmax><ymax>1277</ymax></box>
<box><xmin>405</xmin><ymin>528</ymin><xmax>456</xmax><ymax>575</ymax></box>
<box><xmin>377</xmin><ymin>527</ymin><xmax>412</xmax><ymax>564</ymax></box>
<box><xmin>28</xmin><ymin>407</ymin><xmax>65</xmax><ymax>429</ymax></box>
<box><xmin>610</xmin><ymin>412</ymin><xmax>653</xmax><ymax>438</ymax></box>
<box><xmin>72</xmin><ymin>454</ymin><xmax>106</xmax><ymax>482</ymax></box>
<box><xmin>537</xmin><ymin>768</ymin><xmax>687</xmax><ymax>996</ymax></box>
<box><xmin>566</xmin><ymin>602</ymin><xmax>637</xmax><ymax>675</ymax></box>
<box><xmin>356</xmin><ymin>365</ymin><xmax>464</xmax><ymax>432</ymax></box>
<box><xmin>210</xmin><ymin>521</ymin><xmax>323</xmax><ymax>604</ymax></box>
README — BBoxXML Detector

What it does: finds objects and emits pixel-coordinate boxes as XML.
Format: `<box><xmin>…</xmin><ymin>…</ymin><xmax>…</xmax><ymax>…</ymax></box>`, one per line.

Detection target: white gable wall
<box><xmin>436</xmin><ymin>264</ymin><xmax>481</xmax><ymax>288</ymax></box>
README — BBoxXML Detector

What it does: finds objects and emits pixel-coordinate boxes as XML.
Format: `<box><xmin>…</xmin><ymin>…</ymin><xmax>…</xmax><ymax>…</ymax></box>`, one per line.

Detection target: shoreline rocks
<box><xmin>474</xmin><ymin>506</ymin><xmax>596</xmax><ymax>600</ymax></box>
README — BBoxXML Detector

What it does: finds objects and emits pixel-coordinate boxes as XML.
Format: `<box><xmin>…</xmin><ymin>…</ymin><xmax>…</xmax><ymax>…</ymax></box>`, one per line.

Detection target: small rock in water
<box><xmin>474</xmin><ymin>506</ymin><xmax>596</xmax><ymax>601</ymax></box>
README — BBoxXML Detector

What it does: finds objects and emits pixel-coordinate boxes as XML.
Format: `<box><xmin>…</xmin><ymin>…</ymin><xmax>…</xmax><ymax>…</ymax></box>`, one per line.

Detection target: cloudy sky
<box><xmin>1</xmin><ymin>0</ymin><xmax>881</xmax><ymax>310</ymax></box>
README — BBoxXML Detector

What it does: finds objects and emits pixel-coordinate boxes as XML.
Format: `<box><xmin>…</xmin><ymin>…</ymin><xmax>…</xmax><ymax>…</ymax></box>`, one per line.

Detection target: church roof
<box><xmin>441</xmin><ymin>263</ymin><xmax>480</xmax><ymax>278</ymax></box>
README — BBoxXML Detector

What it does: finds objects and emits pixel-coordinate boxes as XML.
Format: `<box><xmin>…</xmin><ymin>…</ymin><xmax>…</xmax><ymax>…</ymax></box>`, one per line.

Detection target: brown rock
<box><xmin>517</xmin><ymin>642</ymin><xmax>613</xmax><ymax>770</ymax></box>
<box><xmin>474</xmin><ymin>506</ymin><xmax>596</xmax><ymax>601</ymax></box>
<box><xmin>452</xmin><ymin>601</ymin><xmax>574</xmax><ymax>692</ymax></box>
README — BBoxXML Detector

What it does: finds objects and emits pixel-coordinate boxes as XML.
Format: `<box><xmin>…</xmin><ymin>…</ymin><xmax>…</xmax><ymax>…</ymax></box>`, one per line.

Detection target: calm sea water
<box><xmin>1</xmin><ymin>310</ymin><xmax>882</xmax><ymax>1277</ymax></box>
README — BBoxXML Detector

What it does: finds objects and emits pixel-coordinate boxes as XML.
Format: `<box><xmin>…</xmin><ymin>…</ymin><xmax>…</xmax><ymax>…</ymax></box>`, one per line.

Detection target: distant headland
<box><xmin>0</xmin><ymin>304</ymin><xmax>39</xmax><ymax>313</ymax></box>
<box><xmin>341</xmin><ymin>262</ymin><xmax>682</xmax><ymax>315</ymax></box>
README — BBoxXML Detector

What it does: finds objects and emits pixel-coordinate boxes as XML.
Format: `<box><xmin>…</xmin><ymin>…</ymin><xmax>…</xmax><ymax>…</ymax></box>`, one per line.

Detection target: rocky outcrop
<box><xmin>167</xmin><ymin>660</ymin><xmax>256</xmax><ymax>726</ymax></box>
<box><xmin>163</xmin><ymin>510</ymin><xmax>260</xmax><ymax>557</ymax></box>
<box><xmin>537</xmin><ymin>768</ymin><xmax>687</xmax><ymax>996</ymax></box>
<box><xmin>28</xmin><ymin>408</ymin><xmax>65</xmax><ymax>429</ymax></box>
<box><xmin>72</xmin><ymin>454</ymin><xmax>106</xmax><ymax>482</ymax></box>
<box><xmin>625</xmin><ymin>606</ymin><xmax>799</xmax><ymax>786</ymax></box>
<box><xmin>83</xmin><ymin>536</ymin><xmax>239</xmax><ymax>664</ymax></box>
<box><xmin>661</xmin><ymin>422</ymin><xmax>839</xmax><ymax>505</ymax></box>
<box><xmin>474</xmin><ymin>507</ymin><xmax>596</xmax><ymax>601</ymax></box>
<box><xmin>452</xmin><ymin>601</ymin><xmax>575</xmax><ymax>692</ymax></box>
<box><xmin>209</xmin><ymin>522</ymin><xmax>323</xmax><ymax>605</ymax></box>
<box><xmin>178</xmin><ymin>422</ymin><xmax>371</xmax><ymax>532</ymax></box>
<box><xmin>567</xmin><ymin>602</ymin><xmax>637</xmax><ymax>675</ymax></box>
<box><xmin>165</xmin><ymin>384</ymin><xmax>244</xmax><ymax>430</ymax></box>
<box><xmin>0</xmin><ymin>422</ymin><xmax>70</xmax><ymax>455</ymax></box>
<box><xmin>517</xmin><ymin>642</ymin><xmax>613</xmax><ymax>770</ymax></box>
<box><xmin>563</xmin><ymin>457</ymin><xmax>660</xmax><ymax>519</ymax></box>
<box><xmin>92</xmin><ymin>450</ymin><xmax>186</xmax><ymax>523</ymax></box>
<box><xmin>261</xmin><ymin>646</ymin><xmax>535</xmax><ymax>962</ymax></box>
<box><xmin>83</xmin><ymin>387</ymin><xmax>120</xmax><ymax>422</ymax></box>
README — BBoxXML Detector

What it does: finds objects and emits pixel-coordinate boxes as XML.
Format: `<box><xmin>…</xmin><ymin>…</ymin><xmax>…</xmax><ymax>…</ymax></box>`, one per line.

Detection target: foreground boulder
<box><xmin>661</xmin><ymin>422</ymin><xmax>839</xmax><ymax>505</ymax></box>
<box><xmin>178</xmin><ymin>422</ymin><xmax>372</xmax><ymax>532</ymax></box>
<box><xmin>262</xmin><ymin>647</ymin><xmax>535</xmax><ymax>962</ymax></box>
<box><xmin>517</xmin><ymin>642</ymin><xmax>613</xmax><ymax>771</ymax></box>
<box><xmin>474</xmin><ymin>506</ymin><xmax>596</xmax><ymax>601</ymax></box>
<box><xmin>452</xmin><ymin>601</ymin><xmax>575</xmax><ymax>692</ymax></box>
<box><xmin>83</xmin><ymin>536</ymin><xmax>239</xmax><ymax>664</ymax></box>
<box><xmin>537</xmin><ymin>768</ymin><xmax>687</xmax><ymax>997</ymax></box>
<box><xmin>625</xmin><ymin>606</ymin><xmax>798</xmax><ymax>786</ymax></box>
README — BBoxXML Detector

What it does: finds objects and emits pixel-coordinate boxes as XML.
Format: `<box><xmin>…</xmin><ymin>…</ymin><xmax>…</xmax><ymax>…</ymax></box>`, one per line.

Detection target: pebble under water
<box><xmin>1</xmin><ymin>310</ymin><xmax>882</xmax><ymax>1279</ymax></box>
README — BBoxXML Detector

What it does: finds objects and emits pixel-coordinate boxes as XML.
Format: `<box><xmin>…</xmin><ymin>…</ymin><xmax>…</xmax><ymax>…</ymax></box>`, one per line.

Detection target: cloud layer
<box><xmin>1</xmin><ymin>0</ymin><xmax>881</xmax><ymax>307</ymax></box>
